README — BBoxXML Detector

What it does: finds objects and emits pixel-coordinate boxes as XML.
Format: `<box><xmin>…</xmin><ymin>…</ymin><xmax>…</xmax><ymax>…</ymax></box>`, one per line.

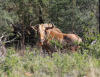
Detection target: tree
<box><xmin>0</xmin><ymin>0</ymin><xmax>18</xmax><ymax>34</ymax></box>
<box><xmin>48</xmin><ymin>0</ymin><xmax>99</xmax><ymax>36</ymax></box>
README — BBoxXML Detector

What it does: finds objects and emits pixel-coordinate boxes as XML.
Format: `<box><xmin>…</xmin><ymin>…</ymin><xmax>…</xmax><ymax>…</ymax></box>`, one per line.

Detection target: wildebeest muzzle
<box><xmin>39</xmin><ymin>39</ymin><xmax>45</xmax><ymax>45</ymax></box>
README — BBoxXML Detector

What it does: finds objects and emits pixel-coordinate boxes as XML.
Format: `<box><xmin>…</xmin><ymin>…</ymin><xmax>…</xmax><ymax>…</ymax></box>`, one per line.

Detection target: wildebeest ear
<box><xmin>45</xmin><ymin>23</ymin><xmax>54</xmax><ymax>30</ymax></box>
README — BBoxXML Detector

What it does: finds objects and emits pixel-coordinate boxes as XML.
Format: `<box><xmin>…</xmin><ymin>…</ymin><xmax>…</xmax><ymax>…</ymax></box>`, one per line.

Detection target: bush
<box><xmin>0</xmin><ymin>35</ymin><xmax>100</xmax><ymax>77</ymax></box>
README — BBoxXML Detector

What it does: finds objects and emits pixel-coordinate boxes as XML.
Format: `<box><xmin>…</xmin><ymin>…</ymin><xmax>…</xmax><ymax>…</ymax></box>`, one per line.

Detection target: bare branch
<box><xmin>0</xmin><ymin>34</ymin><xmax>4</xmax><ymax>41</ymax></box>
<box><xmin>0</xmin><ymin>33</ymin><xmax>9</xmax><ymax>42</ymax></box>
<box><xmin>91</xmin><ymin>39</ymin><xmax>97</xmax><ymax>45</ymax></box>
<box><xmin>5</xmin><ymin>37</ymin><xmax>18</xmax><ymax>43</ymax></box>
<box><xmin>17</xmin><ymin>32</ymin><xmax>22</xmax><ymax>36</ymax></box>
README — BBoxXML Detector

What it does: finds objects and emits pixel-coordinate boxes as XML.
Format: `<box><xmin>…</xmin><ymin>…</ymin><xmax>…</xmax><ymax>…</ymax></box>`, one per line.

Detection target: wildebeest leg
<box><xmin>47</xmin><ymin>50</ymin><xmax>52</xmax><ymax>57</ymax></box>
<box><xmin>39</xmin><ymin>45</ymin><xmax>44</xmax><ymax>55</ymax></box>
<box><xmin>70</xmin><ymin>45</ymin><xmax>76</xmax><ymax>53</ymax></box>
<box><xmin>70</xmin><ymin>45</ymin><xmax>80</xmax><ymax>53</ymax></box>
<box><xmin>42</xmin><ymin>44</ymin><xmax>55</xmax><ymax>57</ymax></box>
<box><xmin>75</xmin><ymin>46</ymin><xmax>81</xmax><ymax>52</ymax></box>
<box><xmin>42</xmin><ymin>45</ymin><xmax>52</xmax><ymax>57</ymax></box>
<box><xmin>42</xmin><ymin>45</ymin><xmax>50</xmax><ymax>56</ymax></box>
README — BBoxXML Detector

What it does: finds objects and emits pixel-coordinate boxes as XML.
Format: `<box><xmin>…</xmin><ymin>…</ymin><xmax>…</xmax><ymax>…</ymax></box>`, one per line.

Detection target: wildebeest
<box><xmin>30</xmin><ymin>23</ymin><xmax>62</xmax><ymax>56</ymax></box>
<box><xmin>31</xmin><ymin>23</ymin><xmax>82</xmax><ymax>57</ymax></box>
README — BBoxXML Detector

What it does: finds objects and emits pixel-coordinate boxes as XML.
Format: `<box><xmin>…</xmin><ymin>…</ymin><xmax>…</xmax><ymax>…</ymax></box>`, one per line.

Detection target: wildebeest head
<box><xmin>37</xmin><ymin>23</ymin><xmax>54</xmax><ymax>45</ymax></box>
<box><xmin>30</xmin><ymin>20</ymin><xmax>54</xmax><ymax>45</ymax></box>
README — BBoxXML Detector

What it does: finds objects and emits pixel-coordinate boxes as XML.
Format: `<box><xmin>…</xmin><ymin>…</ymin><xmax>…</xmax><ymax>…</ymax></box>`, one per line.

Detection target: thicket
<box><xmin>0</xmin><ymin>0</ymin><xmax>99</xmax><ymax>35</ymax></box>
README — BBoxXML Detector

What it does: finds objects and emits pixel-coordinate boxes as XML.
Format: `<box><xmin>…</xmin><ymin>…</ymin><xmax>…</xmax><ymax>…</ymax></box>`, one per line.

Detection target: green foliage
<box><xmin>0</xmin><ymin>48</ymin><xmax>19</xmax><ymax>75</ymax></box>
<box><xmin>81</xmin><ymin>26</ymin><xmax>100</xmax><ymax>58</ymax></box>
<box><xmin>0</xmin><ymin>0</ymin><xmax>19</xmax><ymax>35</ymax></box>
<box><xmin>0</xmin><ymin>0</ymin><xmax>99</xmax><ymax>38</ymax></box>
<box><xmin>48</xmin><ymin>0</ymin><xmax>98</xmax><ymax>35</ymax></box>
<box><xmin>49</xmin><ymin>39</ymin><xmax>63</xmax><ymax>48</ymax></box>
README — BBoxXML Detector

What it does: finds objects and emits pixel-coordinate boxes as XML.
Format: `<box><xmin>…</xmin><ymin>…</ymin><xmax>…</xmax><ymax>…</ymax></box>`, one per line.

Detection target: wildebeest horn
<box><xmin>51</xmin><ymin>22</ymin><xmax>54</xmax><ymax>26</ymax></box>
<box><xmin>50</xmin><ymin>22</ymin><xmax>54</xmax><ymax>28</ymax></box>
<box><xmin>45</xmin><ymin>22</ymin><xmax>54</xmax><ymax>30</ymax></box>
<box><xmin>30</xmin><ymin>20</ymin><xmax>34</xmax><ymax>26</ymax></box>
<box><xmin>30</xmin><ymin>20</ymin><xmax>39</xmax><ymax>31</ymax></box>
<box><xmin>32</xmin><ymin>25</ymin><xmax>39</xmax><ymax>31</ymax></box>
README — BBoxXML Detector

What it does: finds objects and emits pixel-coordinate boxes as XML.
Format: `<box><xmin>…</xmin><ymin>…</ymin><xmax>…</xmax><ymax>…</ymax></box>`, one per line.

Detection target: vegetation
<box><xmin>0</xmin><ymin>0</ymin><xmax>100</xmax><ymax>77</ymax></box>
<box><xmin>0</xmin><ymin>46</ymin><xmax>100</xmax><ymax>77</ymax></box>
<box><xmin>0</xmin><ymin>0</ymin><xmax>99</xmax><ymax>34</ymax></box>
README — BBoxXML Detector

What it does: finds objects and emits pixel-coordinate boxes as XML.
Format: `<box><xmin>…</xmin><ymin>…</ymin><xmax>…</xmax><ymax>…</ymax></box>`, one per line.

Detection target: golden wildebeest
<box><xmin>31</xmin><ymin>23</ymin><xmax>82</xmax><ymax>57</ymax></box>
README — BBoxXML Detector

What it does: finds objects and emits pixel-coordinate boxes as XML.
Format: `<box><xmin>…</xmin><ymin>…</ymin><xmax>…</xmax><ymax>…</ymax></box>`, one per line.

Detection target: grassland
<box><xmin>0</xmin><ymin>46</ymin><xmax>100</xmax><ymax>77</ymax></box>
